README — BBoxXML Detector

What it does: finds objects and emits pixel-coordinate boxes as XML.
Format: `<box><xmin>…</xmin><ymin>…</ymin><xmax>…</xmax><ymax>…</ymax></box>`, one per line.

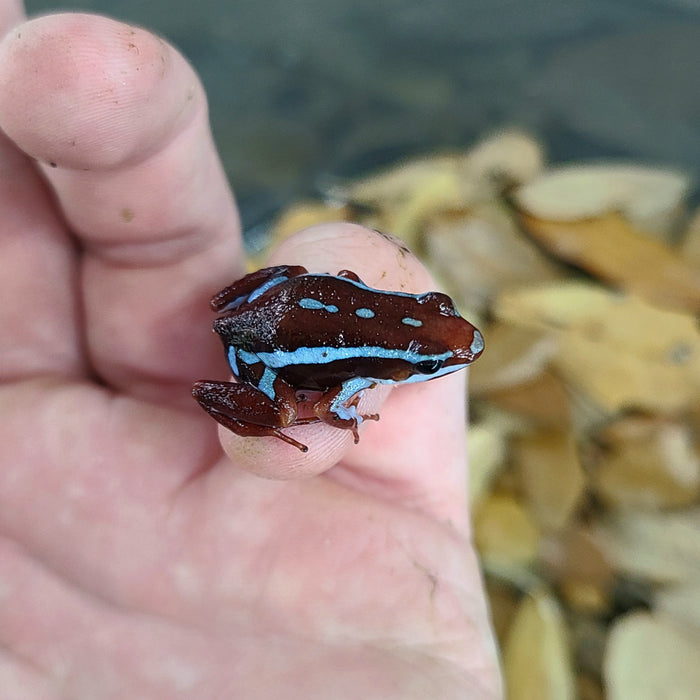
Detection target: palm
<box><xmin>0</xmin><ymin>8</ymin><xmax>500</xmax><ymax>699</ymax></box>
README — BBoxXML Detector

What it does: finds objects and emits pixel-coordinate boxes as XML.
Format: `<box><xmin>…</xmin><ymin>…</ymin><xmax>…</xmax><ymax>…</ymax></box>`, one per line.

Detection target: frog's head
<box><xmin>381</xmin><ymin>290</ymin><xmax>484</xmax><ymax>383</ymax></box>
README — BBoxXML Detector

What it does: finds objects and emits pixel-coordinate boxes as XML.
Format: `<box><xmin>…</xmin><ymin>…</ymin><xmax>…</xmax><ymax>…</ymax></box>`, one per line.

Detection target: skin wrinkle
<box><xmin>82</xmin><ymin>225</ymin><xmax>235</xmax><ymax>270</ymax></box>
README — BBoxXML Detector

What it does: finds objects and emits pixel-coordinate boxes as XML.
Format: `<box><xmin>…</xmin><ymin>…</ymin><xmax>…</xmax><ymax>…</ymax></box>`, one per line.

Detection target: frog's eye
<box><xmin>415</xmin><ymin>358</ymin><xmax>444</xmax><ymax>374</ymax></box>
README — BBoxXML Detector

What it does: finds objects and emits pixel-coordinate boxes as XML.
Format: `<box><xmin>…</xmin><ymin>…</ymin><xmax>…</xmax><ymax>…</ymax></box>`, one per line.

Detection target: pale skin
<box><xmin>0</xmin><ymin>3</ymin><xmax>502</xmax><ymax>698</ymax></box>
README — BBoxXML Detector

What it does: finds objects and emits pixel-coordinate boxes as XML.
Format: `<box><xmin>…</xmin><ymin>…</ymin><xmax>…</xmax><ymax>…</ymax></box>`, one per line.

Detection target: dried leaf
<box><xmin>514</xmin><ymin>164</ymin><xmax>688</xmax><ymax>235</ymax></box>
<box><xmin>495</xmin><ymin>282</ymin><xmax>700</xmax><ymax>413</ymax></box>
<box><xmin>485</xmin><ymin>578</ymin><xmax>521</xmax><ymax>648</ymax></box>
<box><xmin>569</xmin><ymin>614</ymin><xmax>608</xmax><ymax>677</ymax></box>
<box><xmin>469</xmin><ymin>322</ymin><xmax>557</xmax><ymax>395</ymax></box>
<box><xmin>655</xmin><ymin>583</ymin><xmax>700</xmax><ymax>634</ymax></box>
<box><xmin>328</xmin><ymin>131</ymin><xmax>544</xmax><ymax>243</ymax></box>
<box><xmin>336</xmin><ymin>130</ymin><xmax>543</xmax><ymax>209</ymax></box>
<box><xmin>474</xmin><ymin>494</ymin><xmax>540</xmax><ymax>570</ymax></box>
<box><xmin>513</xmin><ymin>429</ymin><xmax>587</xmax><ymax>531</ymax></box>
<box><xmin>503</xmin><ymin>589</ymin><xmax>576</xmax><ymax>700</ymax></box>
<box><xmin>593</xmin><ymin>508</ymin><xmax>700</xmax><ymax>584</ymax></box>
<box><xmin>467</xmin><ymin>421</ymin><xmax>508</xmax><ymax>507</ymax></box>
<box><xmin>331</xmin><ymin>153</ymin><xmax>467</xmax><ymax>209</ymax></box>
<box><xmin>541</xmin><ymin>527</ymin><xmax>614</xmax><ymax>591</ymax></box>
<box><xmin>494</xmin><ymin>280</ymin><xmax>618</xmax><ymax>331</ymax></box>
<box><xmin>559</xmin><ymin>580</ymin><xmax>609</xmax><ymax>616</ymax></box>
<box><xmin>592</xmin><ymin>417</ymin><xmax>700</xmax><ymax>509</ymax></box>
<box><xmin>577</xmin><ymin>675</ymin><xmax>605</xmax><ymax>700</ymax></box>
<box><xmin>272</xmin><ymin>136</ymin><xmax>700</xmax><ymax>698</ymax></box>
<box><xmin>425</xmin><ymin>202</ymin><xmax>563</xmax><ymax>313</ymax></box>
<box><xmin>485</xmin><ymin>371</ymin><xmax>572</xmax><ymax>428</ymax></box>
<box><xmin>460</xmin><ymin>129</ymin><xmax>545</xmax><ymax>188</ymax></box>
<box><xmin>604</xmin><ymin>612</ymin><xmax>700</xmax><ymax>700</ymax></box>
<box><xmin>519</xmin><ymin>212</ymin><xmax>700</xmax><ymax>312</ymax></box>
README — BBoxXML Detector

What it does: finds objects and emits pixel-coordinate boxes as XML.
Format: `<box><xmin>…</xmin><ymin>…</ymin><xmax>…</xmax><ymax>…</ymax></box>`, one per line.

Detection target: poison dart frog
<box><xmin>192</xmin><ymin>265</ymin><xmax>484</xmax><ymax>452</ymax></box>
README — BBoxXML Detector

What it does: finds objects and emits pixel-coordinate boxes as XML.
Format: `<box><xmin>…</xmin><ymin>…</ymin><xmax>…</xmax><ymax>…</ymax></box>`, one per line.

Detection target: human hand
<box><xmin>0</xmin><ymin>6</ymin><xmax>502</xmax><ymax>698</ymax></box>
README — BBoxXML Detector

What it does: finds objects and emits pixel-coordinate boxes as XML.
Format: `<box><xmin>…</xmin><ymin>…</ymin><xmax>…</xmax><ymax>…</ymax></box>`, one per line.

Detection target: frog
<box><xmin>192</xmin><ymin>264</ymin><xmax>484</xmax><ymax>452</ymax></box>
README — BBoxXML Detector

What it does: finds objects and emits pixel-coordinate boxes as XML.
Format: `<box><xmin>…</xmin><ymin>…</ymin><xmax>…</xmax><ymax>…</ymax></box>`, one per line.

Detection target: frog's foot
<box><xmin>313</xmin><ymin>381</ymin><xmax>380</xmax><ymax>443</ymax></box>
<box><xmin>192</xmin><ymin>380</ymin><xmax>308</xmax><ymax>452</ymax></box>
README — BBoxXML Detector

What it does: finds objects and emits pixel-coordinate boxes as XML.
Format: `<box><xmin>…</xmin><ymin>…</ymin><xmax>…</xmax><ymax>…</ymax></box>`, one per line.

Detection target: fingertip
<box><xmin>0</xmin><ymin>1</ymin><xmax>24</xmax><ymax>36</ymax></box>
<box><xmin>0</xmin><ymin>13</ymin><xmax>203</xmax><ymax>169</ymax></box>
<box><xmin>267</xmin><ymin>223</ymin><xmax>436</xmax><ymax>293</ymax></box>
<box><xmin>217</xmin><ymin>423</ymin><xmax>347</xmax><ymax>480</ymax></box>
<box><xmin>217</xmin><ymin>384</ymin><xmax>393</xmax><ymax>480</ymax></box>
<box><xmin>216</xmin><ymin>224</ymin><xmax>433</xmax><ymax>478</ymax></box>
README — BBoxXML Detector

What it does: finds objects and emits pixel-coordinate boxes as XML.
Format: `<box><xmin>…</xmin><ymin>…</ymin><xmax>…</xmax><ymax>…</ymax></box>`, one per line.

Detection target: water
<box><xmin>24</xmin><ymin>0</ymin><xmax>700</xmax><ymax>228</ymax></box>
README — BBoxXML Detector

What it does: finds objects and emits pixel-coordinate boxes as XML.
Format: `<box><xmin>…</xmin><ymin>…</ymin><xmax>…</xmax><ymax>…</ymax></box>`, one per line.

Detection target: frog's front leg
<box><xmin>192</xmin><ymin>378</ymin><xmax>310</xmax><ymax>452</ymax></box>
<box><xmin>312</xmin><ymin>378</ymin><xmax>380</xmax><ymax>442</ymax></box>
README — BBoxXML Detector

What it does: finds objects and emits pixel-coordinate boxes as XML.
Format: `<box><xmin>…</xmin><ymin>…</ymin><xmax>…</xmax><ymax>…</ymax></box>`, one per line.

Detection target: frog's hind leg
<box><xmin>192</xmin><ymin>379</ymin><xmax>308</xmax><ymax>452</ymax></box>
<box><xmin>210</xmin><ymin>265</ymin><xmax>308</xmax><ymax>312</ymax></box>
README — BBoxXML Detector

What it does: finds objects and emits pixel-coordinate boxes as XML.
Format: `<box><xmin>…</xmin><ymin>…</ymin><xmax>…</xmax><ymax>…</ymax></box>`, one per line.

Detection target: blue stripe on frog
<box><xmin>227</xmin><ymin>346</ymin><xmax>240</xmax><ymax>376</ymax></box>
<box><xmin>258</xmin><ymin>367</ymin><xmax>277</xmax><ymax>400</ymax></box>
<box><xmin>247</xmin><ymin>275</ymin><xmax>289</xmax><ymax>304</ymax></box>
<box><xmin>256</xmin><ymin>345</ymin><xmax>453</xmax><ymax>368</ymax></box>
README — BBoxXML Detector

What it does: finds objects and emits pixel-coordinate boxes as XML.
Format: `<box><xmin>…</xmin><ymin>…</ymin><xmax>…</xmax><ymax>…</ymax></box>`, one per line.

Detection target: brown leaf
<box><xmin>486</xmin><ymin>370</ymin><xmax>572</xmax><ymax>428</ymax></box>
<box><xmin>513</xmin><ymin>429</ymin><xmax>587</xmax><ymax>531</ymax></box>
<box><xmin>469</xmin><ymin>322</ymin><xmax>558</xmax><ymax>394</ymax></box>
<box><xmin>592</xmin><ymin>417</ymin><xmax>700</xmax><ymax>509</ymax></box>
<box><xmin>519</xmin><ymin>212</ymin><xmax>700</xmax><ymax>312</ymax></box>
<box><xmin>495</xmin><ymin>282</ymin><xmax>700</xmax><ymax>414</ymax></box>
<box><xmin>425</xmin><ymin>203</ymin><xmax>563</xmax><ymax>314</ymax></box>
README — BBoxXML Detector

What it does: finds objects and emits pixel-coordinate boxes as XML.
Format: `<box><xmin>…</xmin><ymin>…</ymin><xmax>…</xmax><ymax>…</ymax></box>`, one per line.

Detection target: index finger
<box><xmin>0</xmin><ymin>13</ymin><xmax>242</xmax><ymax>402</ymax></box>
